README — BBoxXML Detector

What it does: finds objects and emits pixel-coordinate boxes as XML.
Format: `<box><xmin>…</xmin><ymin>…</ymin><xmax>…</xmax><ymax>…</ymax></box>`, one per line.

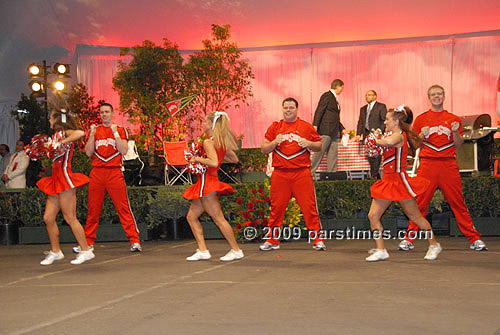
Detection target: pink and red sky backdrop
<box><xmin>1</xmin><ymin>0</ymin><xmax>499</xmax><ymax>107</ymax></box>
<box><xmin>3</xmin><ymin>0</ymin><xmax>500</xmax><ymax>52</ymax></box>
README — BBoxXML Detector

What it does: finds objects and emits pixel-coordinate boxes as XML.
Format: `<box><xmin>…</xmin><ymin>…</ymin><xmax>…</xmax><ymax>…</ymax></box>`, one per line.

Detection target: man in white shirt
<box><xmin>2</xmin><ymin>140</ymin><xmax>29</xmax><ymax>189</ymax></box>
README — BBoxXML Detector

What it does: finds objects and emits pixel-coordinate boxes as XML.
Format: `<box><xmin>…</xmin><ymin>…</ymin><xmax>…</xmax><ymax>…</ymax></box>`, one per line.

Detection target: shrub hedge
<box><xmin>1</xmin><ymin>177</ymin><xmax>499</xmax><ymax>228</ymax></box>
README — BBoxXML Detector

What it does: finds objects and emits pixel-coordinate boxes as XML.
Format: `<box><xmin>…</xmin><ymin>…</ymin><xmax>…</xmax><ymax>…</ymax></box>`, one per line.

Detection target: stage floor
<box><xmin>1</xmin><ymin>237</ymin><xmax>499</xmax><ymax>335</ymax></box>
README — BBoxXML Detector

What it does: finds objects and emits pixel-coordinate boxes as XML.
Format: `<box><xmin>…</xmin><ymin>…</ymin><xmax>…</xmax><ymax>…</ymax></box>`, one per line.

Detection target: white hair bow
<box><xmin>394</xmin><ymin>104</ymin><xmax>405</xmax><ymax>112</ymax></box>
<box><xmin>212</xmin><ymin>111</ymin><xmax>229</xmax><ymax>129</ymax></box>
<box><xmin>61</xmin><ymin>108</ymin><xmax>67</xmax><ymax>124</ymax></box>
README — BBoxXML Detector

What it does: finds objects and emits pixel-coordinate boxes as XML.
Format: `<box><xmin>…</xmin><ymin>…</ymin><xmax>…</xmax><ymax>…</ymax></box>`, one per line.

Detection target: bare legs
<box><xmin>186</xmin><ymin>192</ymin><xmax>241</xmax><ymax>252</ymax></box>
<box><xmin>368</xmin><ymin>197</ymin><xmax>438</xmax><ymax>251</ymax></box>
<box><xmin>44</xmin><ymin>189</ymin><xmax>90</xmax><ymax>253</ymax></box>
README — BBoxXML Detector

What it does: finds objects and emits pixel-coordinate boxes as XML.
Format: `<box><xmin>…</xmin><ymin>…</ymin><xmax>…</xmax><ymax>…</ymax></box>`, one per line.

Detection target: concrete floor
<box><xmin>1</xmin><ymin>236</ymin><xmax>499</xmax><ymax>335</ymax></box>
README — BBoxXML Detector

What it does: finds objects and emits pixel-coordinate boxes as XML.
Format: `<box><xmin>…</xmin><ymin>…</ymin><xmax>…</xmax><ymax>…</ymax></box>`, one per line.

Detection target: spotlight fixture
<box><xmin>54</xmin><ymin>80</ymin><xmax>66</xmax><ymax>91</ymax></box>
<box><xmin>28</xmin><ymin>64</ymin><xmax>43</xmax><ymax>77</ymax></box>
<box><xmin>29</xmin><ymin>80</ymin><xmax>43</xmax><ymax>92</ymax></box>
<box><xmin>54</xmin><ymin>63</ymin><xmax>70</xmax><ymax>76</ymax></box>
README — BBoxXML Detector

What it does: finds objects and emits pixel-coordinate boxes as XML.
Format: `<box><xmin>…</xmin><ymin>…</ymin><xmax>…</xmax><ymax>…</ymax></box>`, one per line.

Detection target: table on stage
<box><xmin>316</xmin><ymin>141</ymin><xmax>371</xmax><ymax>179</ymax></box>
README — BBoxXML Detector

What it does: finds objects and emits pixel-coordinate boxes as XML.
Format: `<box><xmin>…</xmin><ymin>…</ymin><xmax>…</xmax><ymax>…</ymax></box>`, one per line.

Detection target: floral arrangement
<box><xmin>230</xmin><ymin>179</ymin><xmax>305</xmax><ymax>241</ymax></box>
<box><xmin>343</xmin><ymin>129</ymin><xmax>356</xmax><ymax>139</ymax></box>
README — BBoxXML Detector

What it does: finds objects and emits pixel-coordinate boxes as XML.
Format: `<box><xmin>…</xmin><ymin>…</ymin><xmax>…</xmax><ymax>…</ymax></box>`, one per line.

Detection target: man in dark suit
<box><xmin>311</xmin><ymin>79</ymin><xmax>344</xmax><ymax>173</ymax></box>
<box><xmin>356</xmin><ymin>89</ymin><xmax>387</xmax><ymax>178</ymax></box>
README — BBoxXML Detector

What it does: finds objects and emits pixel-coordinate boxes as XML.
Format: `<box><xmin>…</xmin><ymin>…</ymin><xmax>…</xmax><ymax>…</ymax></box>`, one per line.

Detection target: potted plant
<box><xmin>238</xmin><ymin>148</ymin><xmax>268</xmax><ymax>182</ymax></box>
<box><xmin>0</xmin><ymin>190</ymin><xmax>20</xmax><ymax>245</ymax></box>
<box><xmin>146</xmin><ymin>187</ymin><xmax>191</xmax><ymax>239</ymax></box>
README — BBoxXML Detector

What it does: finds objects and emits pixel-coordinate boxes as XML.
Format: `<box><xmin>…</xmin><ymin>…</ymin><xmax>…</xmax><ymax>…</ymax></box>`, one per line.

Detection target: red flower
<box><xmin>249</xmin><ymin>221</ymin><xmax>258</xmax><ymax>227</ymax></box>
<box><xmin>236</xmin><ymin>224</ymin><xmax>242</xmax><ymax>230</ymax></box>
<box><xmin>255</xmin><ymin>218</ymin><xmax>261</xmax><ymax>225</ymax></box>
<box><xmin>265</xmin><ymin>197</ymin><xmax>271</xmax><ymax>203</ymax></box>
<box><xmin>262</xmin><ymin>218</ymin><xmax>269</xmax><ymax>226</ymax></box>
<box><xmin>259</xmin><ymin>210</ymin><xmax>265</xmax><ymax>217</ymax></box>
<box><xmin>251</xmin><ymin>189</ymin><xmax>257</xmax><ymax>194</ymax></box>
<box><xmin>259</xmin><ymin>193</ymin><xmax>265</xmax><ymax>198</ymax></box>
<box><xmin>236</xmin><ymin>197</ymin><xmax>243</xmax><ymax>205</ymax></box>
<box><xmin>244</xmin><ymin>221</ymin><xmax>251</xmax><ymax>226</ymax></box>
<box><xmin>258</xmin><ymin>187</ymin><xmax>264</xmax><ymax>193</ymax></box>
<box><xmin>243</xmin><ymin>212</ymin><xmax>251</xmax><ymax>219</ymax></box>
<box><xmin>247</xmin><ymin>202</ymin><xmax>255</xmax><ymax>209</ymax></box>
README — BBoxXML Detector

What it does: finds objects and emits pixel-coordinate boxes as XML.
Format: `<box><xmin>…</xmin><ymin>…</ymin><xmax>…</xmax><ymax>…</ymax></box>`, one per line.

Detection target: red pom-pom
<box><xmin>25</xmin><ymin>134</ymin><xmax>50</xmax><ymax>160</ymax></box>
<box><xmin>184</xmin><ymin>142</ymin><xmax>207</xmax><ymax>175</ymax></box>
<box><xmin>46</xmin><ymin>130</ymin><xmax>70</xmax><ymax>159</ymax></box>
<box><xmin>365</xmin><ymin>129</ymin><xmax>385</xmax><ymax>157</ymax></box>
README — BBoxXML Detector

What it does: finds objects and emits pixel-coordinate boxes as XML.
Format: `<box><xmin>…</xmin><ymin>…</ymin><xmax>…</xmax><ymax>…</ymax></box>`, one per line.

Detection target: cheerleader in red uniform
<box><xmin>37</xmin><ymin>108</ymin><xmax>94</xmax><ymax>265</ymax></box>
<box><xmin>183</xmin><ymin>112</ymin><xmax>243</xmax><ymax>261</ymax></box>
<box><xmin>366</xmin><ymin>106</ymin><xmax>441</xmax><ymax>262</ymax></box>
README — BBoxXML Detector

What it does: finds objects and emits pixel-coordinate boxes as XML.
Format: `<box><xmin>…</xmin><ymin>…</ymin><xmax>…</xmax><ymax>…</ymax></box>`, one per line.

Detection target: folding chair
<box><xmin>123</xmin><ymin>140</ymin><xmax>145</xmax><ymax>185</ymax></box>
<box><xmin>163</xmin><ymin>141</ymin><xmax>192</xmax><ymax>185</ymax></box>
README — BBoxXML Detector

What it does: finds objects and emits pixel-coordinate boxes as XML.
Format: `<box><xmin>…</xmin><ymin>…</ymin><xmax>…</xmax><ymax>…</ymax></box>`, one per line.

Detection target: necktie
<box><xmin>365</xmin><ymin>104</ymin><xmax>372</xmax><ymax>130</ymax></box>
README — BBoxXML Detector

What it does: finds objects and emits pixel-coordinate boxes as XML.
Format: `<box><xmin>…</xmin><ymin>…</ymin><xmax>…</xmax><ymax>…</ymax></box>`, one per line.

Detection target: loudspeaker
<box><xmin>319</xmin><ymin>171</ymin><xmax>347</xmax><ymax>180</ymax></box>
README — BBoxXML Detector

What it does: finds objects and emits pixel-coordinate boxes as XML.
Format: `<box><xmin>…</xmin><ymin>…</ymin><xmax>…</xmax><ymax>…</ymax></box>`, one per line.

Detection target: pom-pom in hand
<box><xmin>46</xmin><ymin>130</ymin><xmax>70</xmax><ymax>159</ymax></box>
<box><xmin>184</xmin><ymin>143</ymin><xmax>207</xmax><ymax>175</ymax></box>
<box><xmin>451</xmin><ymin>121</ymin><xmax>460</xmax><ymax>132</ymax></box>
<box><xmin>25</xmin><ymin>134</ymin><xmax>50</xmax><ymax>160</ymax></box>
<box><xmin>365</xmin><ymin>129</ymin><xmax>384</xmax><ymax>157</ymax></box>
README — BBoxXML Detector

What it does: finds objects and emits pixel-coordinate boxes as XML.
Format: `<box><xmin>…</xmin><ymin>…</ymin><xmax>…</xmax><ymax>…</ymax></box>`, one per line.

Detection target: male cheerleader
<box><xmin>399</xmin><ymin>85</ymin><xmax>487</xmax><ymax>251</ymax></box>
<box><xmin>73</xmin><ymin>103</ymin><xmax>142</xmax><ymax>253</ymax></box>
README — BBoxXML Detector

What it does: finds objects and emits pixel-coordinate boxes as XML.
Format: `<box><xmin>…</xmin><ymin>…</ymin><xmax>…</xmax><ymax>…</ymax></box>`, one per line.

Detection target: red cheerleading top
<box><xmin>264</xmin><ymin>118</ymin><xmax>321</xmax><ymax>169</ymax></box>
<box><xmin>381</xmin><ymin>132</ymin><xmax>409</xmax><ymax>175</ymax></box>
<box><xmin>372</xmin><ymin>132</ymin><xmax>429</xmax><ymax>201</ymax></box>
<box><xmin>91</xmin><ymin>125</ymin><xmax>128</xmax><ymax>167</ymax></box>
<box><xmin>413</xmin><ymin>110</ymin><xmax>463</xmax><ymax>159</ymax></box>
<box><xmin>183</xmin><ymin>144</ymin><xmax>234</xmax><ymax>200</ymax></box>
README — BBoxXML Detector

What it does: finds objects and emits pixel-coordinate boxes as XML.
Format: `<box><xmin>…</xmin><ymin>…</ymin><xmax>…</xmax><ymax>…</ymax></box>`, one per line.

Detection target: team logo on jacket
<box><xmin>425</xmin><ymin>125</ymin><xmax>452</xmax><ymax>140</ymax></box>
<box><xmin>95</xmin><ymin>139</ymin><xmax>117</xmax><ymax>150</ymax></box>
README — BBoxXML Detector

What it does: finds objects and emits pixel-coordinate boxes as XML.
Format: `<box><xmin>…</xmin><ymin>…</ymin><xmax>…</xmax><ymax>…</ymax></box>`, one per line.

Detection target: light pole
<box><xmin>28</xmin><ymin>60</ymin><xmax>70</xmax><ymax>130</ymax></box>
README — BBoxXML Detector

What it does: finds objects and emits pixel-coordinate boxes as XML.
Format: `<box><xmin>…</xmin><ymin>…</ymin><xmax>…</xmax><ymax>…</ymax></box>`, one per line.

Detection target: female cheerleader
<box><xmin>38</xmin><ymin>108</ymin><xmax>94</xmax><ymax>265</ymax></box>
<box><xmin>366</xmin><ymin>106</ymin><xmax>441</xmax><ymax>262</ymax></box>
<box><xmin>183</xmin><ymin>112</ymin><xmax>244</xmax><ymax>261</ymax></box>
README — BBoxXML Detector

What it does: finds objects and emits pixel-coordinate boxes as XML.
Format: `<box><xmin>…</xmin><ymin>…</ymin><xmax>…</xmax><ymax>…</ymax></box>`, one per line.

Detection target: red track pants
<box><xmin>267</xmin><ymin>167</ymin><xmax>323</xmax><ymax>245</ymax></box>
<box><xmin>85</xmin><ymin>167</ymin><xmax>140</xmax><ymax>245</ymax></box>
<box><xmin>404</xmin><ymin>158</ymin><xmax>481</xmax><ymax>243</ymax></box>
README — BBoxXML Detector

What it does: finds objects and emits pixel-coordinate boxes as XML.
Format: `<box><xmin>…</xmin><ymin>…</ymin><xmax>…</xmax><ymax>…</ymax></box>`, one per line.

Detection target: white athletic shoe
<box><xmin>365</xmin><ymin>249</ymin><xmax>389</xmax><ymax>262</ymax></box>
<box><xmin>70</xmin><ymin>250</ymin><xmax>95</xmax><ymax>265</ymax></box>
<box><xmin>130</xmin><ymin>243</ymin><xmax>142</xmax><ymax>252</ymax></box>
<box><xmin>470</xmin><ymin>239</ymin><xmax>488</xmax><ymax>251</ymax></box>
<box><xmin>220</xmin><ymin>249</ymin><xmax>244</xmax><ymax>261</ymax></box>
<box><xmin>40</xmin><ymin>250</ymin><xmax>64</xmax><ymax>265</ymax></box>
<box><xmin>72</xmin><ymin>245</ymin><xmax>94</xmax><ymax>253</ymax></box>
<box><xmin>398</xmin><ymin>240</ymin><xmax>414</xmax><ymax>251</ymax></box>
<box><xmin>424</xmin><ymin>243</ymin><xmax>442</xmax><ymax>260</ymax></box>
<box><xmin>312</xmin><ymin>241</ymin><xmax>326</xmax><ymax>251</ymax></box>
<box><xmin>186</xmin><ymin>249</ymin><xmax>211</xmax><ymax>261</ymax></box>
<box><xmin>259</xmin><ymin>242</ymin><xmax>280</xmax><ymax>251</ymax></box>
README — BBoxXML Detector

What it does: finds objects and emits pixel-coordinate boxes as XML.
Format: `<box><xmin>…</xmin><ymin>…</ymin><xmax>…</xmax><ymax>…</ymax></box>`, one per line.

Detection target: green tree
<box><xmin>67</xmin><ymin>83</ymin><xmax>103</xmax><ymax>132</ymax></box>
<box><xmin>12</xmin><ymin>94</ymin><xmax>51</xmax><ymax>143</ymax></box>
<box><xmin>184</xmin><ymin>24</ymin><xmax>254</xmax><ymax>136</ymax></box>
<box><xmin>113</xmin><ymin>39</ymin><xmax>185</xmax><ymax>164</ymax></box>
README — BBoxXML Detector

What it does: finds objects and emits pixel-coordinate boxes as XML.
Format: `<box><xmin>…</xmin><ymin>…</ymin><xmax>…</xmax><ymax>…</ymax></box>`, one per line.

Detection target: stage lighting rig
<box><xmin>27</xmin><ymin>60</ymin><xmax>72</xmax><ymax>128</ymax></box>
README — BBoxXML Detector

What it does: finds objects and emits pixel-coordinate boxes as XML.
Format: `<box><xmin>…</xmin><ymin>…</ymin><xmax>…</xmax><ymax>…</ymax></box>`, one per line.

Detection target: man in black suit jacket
<box><xmin>356</xmin><ymin>89</ymin><xmax>387</xmax><ymax>178</ymax></box>
<box><xmin>311</xmin><ymin>79</ymin><xmax>344</xmax><ymax>173</ymax></box>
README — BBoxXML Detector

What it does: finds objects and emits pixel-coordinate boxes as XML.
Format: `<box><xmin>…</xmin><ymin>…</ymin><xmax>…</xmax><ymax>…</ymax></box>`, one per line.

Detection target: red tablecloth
<box><xmin>317</xmin><ymin>141</ymin><xmax>370</xmax><ymax>172</ymax></box>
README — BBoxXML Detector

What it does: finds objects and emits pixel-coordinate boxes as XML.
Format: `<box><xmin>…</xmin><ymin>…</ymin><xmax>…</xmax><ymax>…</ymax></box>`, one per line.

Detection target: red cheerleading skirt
<box><xmin>37</xmin><ymin>158</ymin><xmax>89</xmax><ymax>196</ymax></box>
<box><xmin>183</xmin><ymin>173</ymin><xmax>234</xmax><ymax>200</ymax></box>
<box><xmin>370</xmin><ymin>172</ymin><xmax>429</xmax><ymax>201</ymax></box>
